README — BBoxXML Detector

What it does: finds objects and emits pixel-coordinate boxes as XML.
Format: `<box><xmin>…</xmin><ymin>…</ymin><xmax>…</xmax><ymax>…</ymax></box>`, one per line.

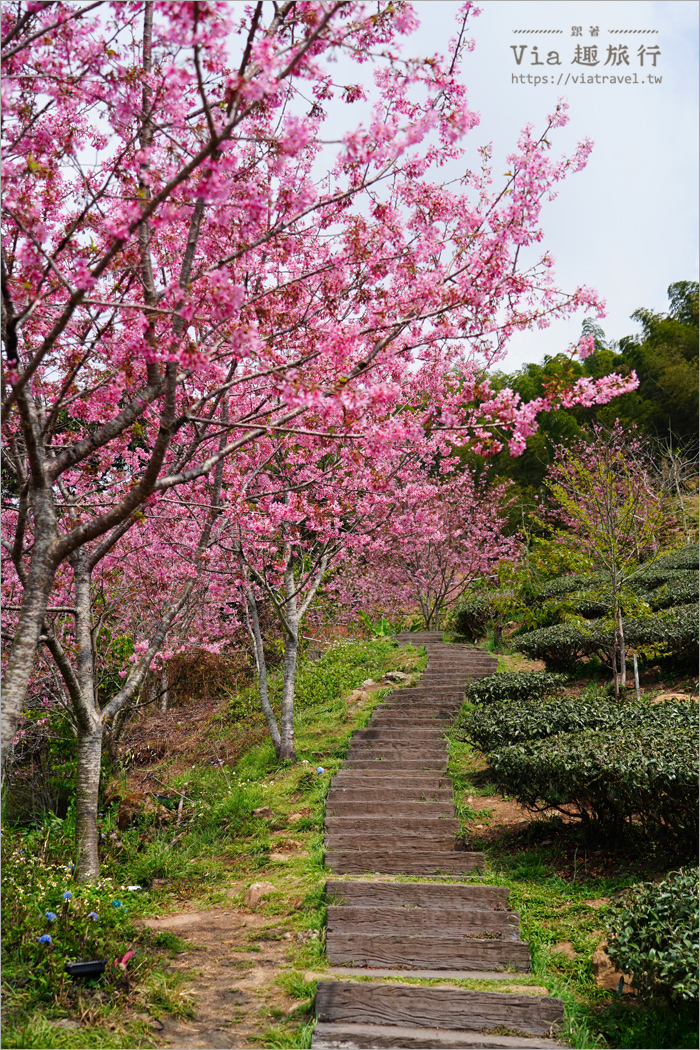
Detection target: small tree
<box><xmin>544</xmin><ymin>424</ymin><xmax>670</xmax><ymax>694</ymax></box>
<box><xmin>344</xmin><ymin>469</ymin><xmax>517</xmax><ymax>631</ymax></box>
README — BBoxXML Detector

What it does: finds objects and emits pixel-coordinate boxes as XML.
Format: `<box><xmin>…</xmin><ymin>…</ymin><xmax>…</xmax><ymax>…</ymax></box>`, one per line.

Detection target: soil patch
<box><xmin>138</xmin><ymin>905</ymin><xmax>304</xmax><ymax>1049</ymax></box>
<box><xmin>464</xmin><ymin>796</ymin><xmax>577</xmax><ymax>841</ymax></box>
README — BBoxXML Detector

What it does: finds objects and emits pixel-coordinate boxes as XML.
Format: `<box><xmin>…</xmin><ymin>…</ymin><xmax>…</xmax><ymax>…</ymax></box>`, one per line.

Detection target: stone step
<box><xmin>326</xmin><ymin>905</ymin><xmax>520</xmax><ymax>939</ymax></box>
<box><xmin>324</xmin><ymin>931</ymin><xmax>531</xmax><ymax>969</ymax></box>
<box><xmin>326</xmin><ymin>881</ymin><xmax>509</xmax><ymax>909</ymax></box>
<box><xmin>326</xmin><ymin>801</ymin><xmax>455</xmax><ymax>817</ymax></box>
<box><xmin>312</xmin><ymin>1022</ymin><xmax>564</xmax><ymax>1049</ymax></box>
<box><xmin>325</xmin><ymin>828</ymin><xmax>461</xmax><ymax>850</ymax></box>
<box><xmin>326</xmin><ymin>849</ymin><xmax>484</xmax><ymax>876</ymax></box>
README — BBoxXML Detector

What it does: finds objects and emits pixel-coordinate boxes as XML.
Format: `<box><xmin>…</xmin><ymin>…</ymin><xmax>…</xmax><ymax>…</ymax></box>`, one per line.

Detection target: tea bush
<box><xmin>607</xmin><ymin>868</ymin><xmax>699</xmax><ymax>1002</ymax></box>
<box><xmin>464</xmin><ymin>670</ymin><xmax>569</xmax><ymax>705</ymax></box>
<box><xmin>513</xmin><ymin>604</ymin><xmax>698</xmax><ymax>669</ymax></box>
<box><xmin>452</xmin><ymin>592</ymin><xmax>499</xmax><ymax>641</ymax></box>
<box><xmin>511</xmin><ymin>622</ymin><xmax>604</xmax><ymax>669</ymax></box>
<box><xmin>488</xmin><ymin>721</ymin><xmax>698</xmax><ymax>848</ymax></box>
<box><xmin>458</xmin><ymin>697</ymin><xmax>697</xmax><ymax>753</ymax></box>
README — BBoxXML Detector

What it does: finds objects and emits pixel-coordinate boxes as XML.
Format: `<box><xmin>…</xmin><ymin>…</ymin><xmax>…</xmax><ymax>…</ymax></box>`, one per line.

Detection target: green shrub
<box><xmin>511</xmin><ymin>622</ymin><xmax>604</xmax><ymax>669</ymax></box>
<box><xmin>651</xmin><ymin>546</ymin><xmax>699</xmax><ymax>571</ymax></box>
<box><xmin>452</xmin><ymin>592</ymin><xmax>499</xmax><ymax>641</ymax></box>
<box><xmin>464</xmin><ymin>671</ymin><xmax>569</xmax><ymax>705</ymax></box>
<box><xmin>513</xmin><ymin>605</ymin><xmax>699</xmax><ymax>669</ymax></box>
<box><xmin>459</xmin><ymin>696</ymin><xmax>697</xmax><ymax>754</ymax></box>
<box><xmin>607</xmin><ymin>868</ymin><xmax>699</xmax><ymax>1002</ymax></box>
<box><xmin>646</xmin><ymin>573</ymin><xmax>699</xmax><ymax>610</ymax></box>
<box><xmin>488</xmin><ymin>720</ymin><xmax>698</xmax><ymax>847</ymax></box>
<box><xmin>536</xmin><ymin>572</ymin><xmax>607</xmax><ymax>602</ymax></box>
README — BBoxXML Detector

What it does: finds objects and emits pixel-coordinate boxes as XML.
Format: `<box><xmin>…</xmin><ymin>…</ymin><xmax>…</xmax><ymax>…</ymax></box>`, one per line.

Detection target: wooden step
<box><xmin>352</xmin><ymin>729</ymin><xmax>446</xmax><ymax>741</ymax></box>
<box><xmin>326</xmin><ymin>801</ymin><xmax>455</xmax><ymax>817</ymax></box>
<box><xmin>315</xmin><ymin>982</ymin><xmax>561</xmax><ymax>1035</ymax></box>
<box><xmin>326</xmin><ymin>881</ymin><xmax>509</xmax><ymax>909</ymax></box>
<box><xmin>348</xmin><ymin>740</ymin><xmax>447</xmax><ymax>753</ymax></box>
<box><xmin>325</xmin><ymin>829</ymin><xmax>461</xmax><ymax>850</ymax></box>
<box><xmin>326</xmin><ymin>816</ymin><xmax>459</xmax><ymax>831</ymax></box>
<box><xmin>330</xmin><ymin>772</ymin><xmax>452</xmax><ymax>787</ymax></box>
<box><xmin>326</xmin><ymin>905</ymin><xmax>520</xmax><ymax>939</ymax></box>
<box><xmin>327</xmin><ymin>786</ymin><xmax>454</xmax><ymax>800</ymax></box>
<box><xmin>344</xmin><ymin>758</ymin><xmax>448</xmax><ymax>770</ymax></box>
<box><xmin>312</xmin><ymin>1021</ymin><xmax>564</xmax><ymax>1048</ymax></box>
<box><xmin>326</xmin><ymin>935</ymin><xmax>531</xmax><ymax>969</ymax></box>
<box><xmin>326</xmin><ymin>849</ymin><xmax>484</xmax><ymax>876</ymax></box>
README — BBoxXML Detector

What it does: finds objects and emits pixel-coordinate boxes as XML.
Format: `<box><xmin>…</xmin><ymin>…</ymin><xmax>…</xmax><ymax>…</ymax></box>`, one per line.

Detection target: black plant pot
<box><xmin>65</xmin><ymin>959</ymin><xmax>107</xmax><ymax>978</ymax></box>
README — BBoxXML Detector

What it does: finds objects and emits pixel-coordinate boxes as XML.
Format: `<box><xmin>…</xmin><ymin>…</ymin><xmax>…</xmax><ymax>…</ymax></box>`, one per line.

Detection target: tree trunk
<box><xmin>612</xmin><ymin>647</ymin><xmax>619</xmax><ymax>699</ymax></box>
<box><xmin>618</xmin><ymin>609</ymin><xmax>627</xmax><ymax>689</ymax></box>
<box><xmin>244</xmin><ymin>585</ymin><xmax>281</xmax><ymax>755</ymax></box>
<box><xmin>1</xmin><ymin>546</ymin><xmax>55</xmax><ymax>776</ymax></box>
<box><xmin>278</xmin><ymin>622</ymin><xmax>298</xmax><ymax>762</ymax></box>
<box><xmin>160</xmin><ymin>665</ymin><xmax>169</xmax><ymax>712</ymax></box>
<box><xmin>75</xmin><ymin>719</ymin><xmax>103</xmax><ymax>881</ymax></box>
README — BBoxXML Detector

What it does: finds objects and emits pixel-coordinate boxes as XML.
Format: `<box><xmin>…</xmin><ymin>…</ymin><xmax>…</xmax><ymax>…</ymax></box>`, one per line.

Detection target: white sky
<box><xmin>410</xmin><ymin>0</ymin><xmax>699</xmax><ymax>369</ymax></box>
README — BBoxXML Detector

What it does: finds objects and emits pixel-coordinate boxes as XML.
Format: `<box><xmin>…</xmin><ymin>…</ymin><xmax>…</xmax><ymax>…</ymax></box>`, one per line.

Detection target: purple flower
<box><xmin>38</xmin><ymin>934</ymin><xmax>52</xmax><ymax>944</ymax></box>
<box><xmin>316</xmin><ymin>766</ymin><xmax>325</xmax><ymax>774</ymax></box>
<box><xmin>45</xmin><ymin>911</ymin><xmax>57</xmax><ymax>922</ymax></box>
<box><xmin>88</xmin><ymin>912</ymin><xmax>99</xmax><ymax>922</ymax></box>
<box><xmin>62</xmin><ymin>891</ymin><xmax>72</xmax><ymax>900</ymax></box>
<box><xmin>111</xmin><ymin>900</ymin><xmax>122</xmax><ymax>908</ymax></box>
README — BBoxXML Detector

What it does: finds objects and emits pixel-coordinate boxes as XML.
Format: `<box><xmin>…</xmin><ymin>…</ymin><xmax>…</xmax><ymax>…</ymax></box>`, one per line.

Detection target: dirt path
<box><xmin>141</xmin><ymin>895</ymin><xmax>306</xmax><ymax>1049</ymax></box>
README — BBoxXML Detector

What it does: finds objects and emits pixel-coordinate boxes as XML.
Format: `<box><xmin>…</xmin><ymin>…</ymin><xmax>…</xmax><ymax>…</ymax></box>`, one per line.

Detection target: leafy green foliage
<box><xmin>512</xmin><ymin>622</ymin><xmax>602</xmax><ymax>669</ymax></box>
<box><xmin>512</xmin><ymin>604</ymin><xmax>699</xmax><ymax>669</ymax></box>
<box><xmin>607</xmin><ymin>868</ymin><xmax>699</xmax><ymax>1002</ymax></box>
<box><xmin>452</xmin><ymin>592</ymin><xmax>499</xmax><ymax>641</ymax></box>
<box><xmin>459</xmin><ymin>696</ymin><xmax>697</xmax><ymax>754</ymax></box>
<box><xmin>1</xmin><ymin>830</ymin><xmax>141</xmax><ymax>1007</ymax></box>
<box><xmin>292</xmin><ymin>640</ymin><xmax>396</xmax><ymax>709</ymax></box>
<box><xmin>488</xmin><ymin>718</ymin><xmax>698</xmax><ymax>848</ymax></box>
<box><xmin>464</xmin><ymin>670</ymin><xmax>569</xmax><ymax>705</ymax></box>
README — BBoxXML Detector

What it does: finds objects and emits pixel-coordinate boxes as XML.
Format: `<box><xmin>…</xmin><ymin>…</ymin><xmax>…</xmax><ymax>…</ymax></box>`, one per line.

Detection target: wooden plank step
<box><xmin>344</xmin><ymin>759</ymin><xmax>448</xmax><ymax>771</ymax></box>
<box><xmin>326</xmin><ymin>881</ymin><xmax>509</xmax><ymax>909</ymax></box>
<box><xmin>330</xmin><ymin>773</ymin><xmax>452</xmax><ymax>787</ymax></box>
<box><xmin>312</xmin><ymin>1021</ymin><xmax>564</xmax><ymax>1048</ymax></box>
<box><xmin>326</xmin><ymin>905</ymin><xmax>520</xmax><ymax>939</ymax></box>
<box><xmin>326</xmin><ymin>815</ymin><xmax>459</xmax><ymax>831</ymax></box>
<box><xmin>326</xmin><ymin>850</ymin><xmax>484</xmax><ymax>876</ymax></box>
<box><xmin>327</xmin><ymin>786</ymin><xmax>454</xmax><ymax>801</ymax></box>
<box><xmin>326</xmin><ymin>802</ymin><xmax>455</xmax><ymax>817</ymax></box>
<box><xmin>325</xmin><ymin>830</ymin><xmax>461</xmax><ymax>850</ymax></box>
<box><xmin>324</xmin><ymin>931</ymin><xmax>531</xmax><ymax>969</ymax></box>
<box><xmin>352</xmin><ymin>728</ymin><xmax>446</xmax><ymax>740</ymax></box>
<box><xmin>348</xmin><ymin>740</ymin><xmax>447</xmax><ymax>753</ymax></box>
<box><xmin>319</xmin><ymin>967</ymin><xmax>522</xmax><ymax>980</ymax></box>
<box><xmin>315</xmin><ymin>982</ymin><xmax>561</xmax><ymax>1036</ymax></box>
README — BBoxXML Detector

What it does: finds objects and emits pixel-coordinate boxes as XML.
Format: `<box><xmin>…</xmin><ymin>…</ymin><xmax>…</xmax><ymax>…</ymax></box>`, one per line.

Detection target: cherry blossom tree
<box><xmin>544</xmin><ymin>424</ymin><xmax>669</xmax><ymax>695</ymax></box>
<box><xmin>346</xmin><ymin>469</ymin><xmax>518</xmax><ymax>630</ymax></box>
<box><xmin>2</xmin><ymin>0</ymin><xmax>639</xmax><ymax>781</ymax></box>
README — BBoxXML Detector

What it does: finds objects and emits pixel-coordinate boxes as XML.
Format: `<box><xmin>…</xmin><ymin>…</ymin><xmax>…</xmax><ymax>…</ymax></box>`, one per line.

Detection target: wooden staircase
<box><xmin>312</xmin><ymin>632</ymin><xmax>566</xmax><ymax>1049</ymax></box>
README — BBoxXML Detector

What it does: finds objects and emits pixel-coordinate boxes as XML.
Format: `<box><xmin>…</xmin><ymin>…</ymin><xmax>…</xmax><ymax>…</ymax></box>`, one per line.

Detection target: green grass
<box><xmin>2</xmin><ymin>639</ymin><xmax>424</xmax><ymax>1049</ymax></box>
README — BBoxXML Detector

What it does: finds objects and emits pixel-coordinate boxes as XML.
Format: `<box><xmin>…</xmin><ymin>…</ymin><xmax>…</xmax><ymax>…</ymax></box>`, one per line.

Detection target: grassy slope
<box><xmin>4</xmin><ymin>637</ymin><xmax>697</xmax><ymax>1049</ymax></box>
<box><xmin>2</xmin><ymin>639</ymin><xmax>424</xmax><ymax>1050</ymax></box>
